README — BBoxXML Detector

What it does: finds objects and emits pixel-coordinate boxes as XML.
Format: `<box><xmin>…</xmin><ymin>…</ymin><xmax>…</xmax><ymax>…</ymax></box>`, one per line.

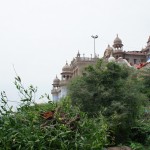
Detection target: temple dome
<box><xmin>108</xmin><ymin>53</ymin><xmax>116</xmax><ymax>62</ymax></box>
<box><xmin>114</xmin><ymin>34</ymin><xmax>122</xmax><ymax>44</ymax></box>
<box><xmin>53</xmin><ymin>76</ymin><xmax>60</xmax><ymax>85</ymax></box>
<box><xmin>62</xmin><ymin>62</ymin><xmax>72</xmax><ymax>72</ymax></box>
<box><xmin>113</xmin><ymin>34</ymin><xmax>123</xmax><ymax>49</ymax></box>
<box><xmin>108</xmin><ymin>56</ymin><xmax>116</xmax><ymax>62</ymax></box>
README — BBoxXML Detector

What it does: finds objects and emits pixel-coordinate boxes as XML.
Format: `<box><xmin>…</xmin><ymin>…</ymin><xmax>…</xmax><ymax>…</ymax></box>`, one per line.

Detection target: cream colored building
<box><xmin>51</xmin><ymin>52</ymin><xmax>99</xmax><ymax>101</ymax></box>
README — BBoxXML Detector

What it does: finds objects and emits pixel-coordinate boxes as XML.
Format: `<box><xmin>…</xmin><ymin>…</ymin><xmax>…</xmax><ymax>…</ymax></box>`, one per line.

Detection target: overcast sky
<box><xmin>0</xmin><ymin>0</ymin><xmax>150</xmax><ymax>107</ymax></box>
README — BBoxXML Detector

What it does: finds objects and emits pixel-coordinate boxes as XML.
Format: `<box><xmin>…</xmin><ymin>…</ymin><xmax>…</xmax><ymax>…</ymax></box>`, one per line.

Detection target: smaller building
<box><xmin>51</xmin><ymin>52</ymin><xmax>99</xmax><ymax>101</ymax></box>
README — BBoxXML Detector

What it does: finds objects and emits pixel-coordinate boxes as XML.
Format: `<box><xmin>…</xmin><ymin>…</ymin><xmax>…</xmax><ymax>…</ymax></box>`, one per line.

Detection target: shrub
<box><xmin>0</xmin><ymin>77</ymin><xmax>109</xmax><ymax>149</ymax></box>
<box><xmin>68</xmin><ymin>59</ymin><xmax>147</xmax><ymax>144</ymax></box>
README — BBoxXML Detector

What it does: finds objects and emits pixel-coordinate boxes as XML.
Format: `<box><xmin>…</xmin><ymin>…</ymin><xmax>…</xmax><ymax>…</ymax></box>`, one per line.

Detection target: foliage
<box><xmin>0</xmin><ymin>77</ymin><xmax>109</xmax><ymax>149</ymax></box>
<box><xmin>68</xmin><ymin>59</ymin><xmax>148</xmax><ymax>144</ymax></box>
<box><xmin>140</xmin><ymin>68</ymin><xmax>150</xmax><ymax>101</ymax></box>
<box><xmin>130</xmin><ymin>142</ymin><xmax>146</xmax><ymax>150</ymax></box>
<box><xmin>128</xmin><ymin>68</ymin><xmax>150</xmax><ymax>146</ymax></box>
<box><xmin>130</xmin><ymin>105</ymin><xmax>150</xmax><ymax>146</ymax></box>
<box><xmin>0</xmin><ymin>62</ymin><xmax>150</xmax><ymax>149</ymax></box>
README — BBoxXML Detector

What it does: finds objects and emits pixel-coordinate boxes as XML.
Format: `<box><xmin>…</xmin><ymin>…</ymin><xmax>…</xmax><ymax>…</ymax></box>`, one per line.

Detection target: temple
<box><xmin>51</xmin><ymin>35</ymin><xmax>150</xmax><ymax>101</ymax></box>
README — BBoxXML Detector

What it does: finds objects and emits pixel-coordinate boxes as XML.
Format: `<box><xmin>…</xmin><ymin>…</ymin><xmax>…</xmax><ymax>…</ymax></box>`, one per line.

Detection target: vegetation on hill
<box><xmin>0</xmin><ymin>60</ymin><xmax>150</xmax><ymax>149</ymax></box>
<box><xmin>68</xmin><ymin>59</ymin><xmax>150</xmax><ymax>148</ymax></box>
<box><xmin>0</xmin><ymin>76</ymin><xmax>108</xmax><ymax>149</ymax></box>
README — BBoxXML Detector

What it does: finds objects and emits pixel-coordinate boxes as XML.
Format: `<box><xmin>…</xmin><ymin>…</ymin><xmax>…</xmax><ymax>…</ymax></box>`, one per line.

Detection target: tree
<box><xmin>140</xmin><ymin>68</ymin><xmax>150</xmax><ymax>101</ymax></box>
<box><xmin>68</xmin><ymin>59</ymin><xmax>147</xmax><ymax>143</ymax></box>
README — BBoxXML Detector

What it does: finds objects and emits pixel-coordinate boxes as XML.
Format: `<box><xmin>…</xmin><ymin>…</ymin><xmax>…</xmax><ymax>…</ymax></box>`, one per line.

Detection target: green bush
<box><xmin>68</xmin><ymin>59</ymin><xmax>147</xmax><ymax>144</ymax></box>
<box><xmin>0</xmin><ymin>77</ymin><xmax>109</xmax><ymax>149</ymax></box>
<box><xmin>0</xmin><ymin>64</ymin><xmax>150</xmax><ymax>149</ymax></box>
<box><xmin>0</xmin><ymin>97</ymin><xmax>109</xmax><ymax>149</ymax></box>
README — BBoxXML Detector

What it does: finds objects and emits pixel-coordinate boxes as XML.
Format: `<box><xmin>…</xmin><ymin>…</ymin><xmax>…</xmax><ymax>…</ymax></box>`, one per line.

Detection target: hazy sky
<box><xmin>0</xmin><ymin>0</ymin><xmax>150</xmax><ymax>107</ymax></box>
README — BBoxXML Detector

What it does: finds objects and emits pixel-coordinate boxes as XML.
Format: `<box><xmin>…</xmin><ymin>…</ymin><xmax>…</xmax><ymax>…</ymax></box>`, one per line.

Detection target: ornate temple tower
<box><xmin>59</xmin><ymin>62</ymin><xmax>72</xmax><ymax>98</ymax></box>
<box><xmin>113</xmin><ymin>34</ymin><xmax>124</xmax><ymax>50</ymax></box>
<box><xmin>113</xmin><ymin>34</ymin><xmax>125</xmax><ymax>59</ymax></box>
<box><xmin>51</xmin><ymin>76</ymin><xmax>60</xmax><ymax>101</ymax></box>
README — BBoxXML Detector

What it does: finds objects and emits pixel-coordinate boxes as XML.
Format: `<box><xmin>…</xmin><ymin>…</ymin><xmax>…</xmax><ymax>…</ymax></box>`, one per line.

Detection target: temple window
<box><xmin>134</xmin><ymin>59</ymin><xmax>137</xmax><ymax>64</ymax></box>
<box><xmin>66</xmin><ymin>75</ymin><xmax>69</xmax><ymax>80</ymax></box>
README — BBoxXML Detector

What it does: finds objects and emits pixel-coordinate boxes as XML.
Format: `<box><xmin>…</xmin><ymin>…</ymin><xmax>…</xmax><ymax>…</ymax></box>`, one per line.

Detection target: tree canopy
<box><xmin>68</xmin><ymin>59</ymin><xmax>147</xmax><ymax>143</ymax></box>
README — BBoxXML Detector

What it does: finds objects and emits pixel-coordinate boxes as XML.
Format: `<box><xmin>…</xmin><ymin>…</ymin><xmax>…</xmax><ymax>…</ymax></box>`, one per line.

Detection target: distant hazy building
<box><xmin>51</xmin><ymin>35</ymin><xmax>150</xmax><ymax>101</ymax></box>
